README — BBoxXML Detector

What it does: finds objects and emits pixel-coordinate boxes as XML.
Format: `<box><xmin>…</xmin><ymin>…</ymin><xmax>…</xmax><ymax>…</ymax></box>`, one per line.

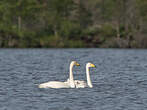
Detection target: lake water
<box><xmin>0</xmin><ymin>49</ymin><xmax>147</xmax><ymax>110</ymax></box>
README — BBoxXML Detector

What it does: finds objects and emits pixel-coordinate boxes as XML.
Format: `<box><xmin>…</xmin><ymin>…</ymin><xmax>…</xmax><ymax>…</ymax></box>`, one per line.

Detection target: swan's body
<box><xmin>38</xmin><ymin>61</ymin><xmax>80</xmax><ymax>88</ymax></box>
<box><xmin>38</xmin><ymin>81</ymin><xmax>70</xmax><ymax>88</ymax></box>
<box><xmin>73</xmin><ymin>63</ymin><xmax>95</xmax><ymax>88</ymax></box>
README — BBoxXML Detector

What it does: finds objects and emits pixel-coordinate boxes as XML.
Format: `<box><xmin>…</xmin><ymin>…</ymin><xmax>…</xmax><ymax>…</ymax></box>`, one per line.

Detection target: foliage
<box><xmin>0</xmin><ymin>0</ymin><xmax>147</xmax><ymax>48</ymax></box>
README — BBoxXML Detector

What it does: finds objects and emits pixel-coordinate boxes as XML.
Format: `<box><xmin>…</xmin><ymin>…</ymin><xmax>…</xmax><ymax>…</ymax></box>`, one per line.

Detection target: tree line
<box><xmin>0</xmin><ymin>0</ymin><xmax>147</xmax><ymax>48</ymax></box>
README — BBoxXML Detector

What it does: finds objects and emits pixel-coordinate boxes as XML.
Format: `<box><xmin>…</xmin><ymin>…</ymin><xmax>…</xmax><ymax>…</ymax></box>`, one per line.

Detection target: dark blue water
<box><xmin>0</xmin><ymin>49</ymin><xmax>147</xmax><ymax>110</ymax></box>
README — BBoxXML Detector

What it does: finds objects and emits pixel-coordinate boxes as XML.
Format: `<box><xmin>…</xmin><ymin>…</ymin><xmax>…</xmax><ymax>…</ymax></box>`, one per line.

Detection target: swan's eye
<box><xmin>90</xmin><ymin>64</ymin><xmax>96</xmax><ymax>68</ymax></box>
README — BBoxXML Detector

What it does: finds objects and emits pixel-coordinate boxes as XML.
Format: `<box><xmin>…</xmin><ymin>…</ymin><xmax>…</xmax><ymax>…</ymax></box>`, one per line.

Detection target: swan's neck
<box><xmin>69</xmin><ymin>63</ymin><xmax>75</xmax><ymax>88</ymax></box>
<box><xmin>86</xmin><ymin>66</ymin><xmax>93</xmax><ymax>88</ymax></box>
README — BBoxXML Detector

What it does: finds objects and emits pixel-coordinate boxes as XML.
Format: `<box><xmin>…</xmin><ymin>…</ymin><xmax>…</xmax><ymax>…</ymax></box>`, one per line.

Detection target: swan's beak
<box><xmin>90</xmin><ymin>64</ymin><xmax>96</xmax><ymax>68</ymax></box>
<box><xmin>76</xmin><ymin>62</ymin><xmax>80</xmax><ymax>66</ymax></box>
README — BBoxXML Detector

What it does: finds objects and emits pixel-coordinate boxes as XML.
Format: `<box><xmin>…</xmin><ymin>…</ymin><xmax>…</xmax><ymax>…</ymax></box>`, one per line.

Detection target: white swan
<box><xmin>74</xmin><ymin>62</ymin><xmax>96</xmax><ymax>88</ymax></box>
<box><xmin>38</xmin><ymin>61</ymin><xmax>80</xmax><ymax>88</ymax></box>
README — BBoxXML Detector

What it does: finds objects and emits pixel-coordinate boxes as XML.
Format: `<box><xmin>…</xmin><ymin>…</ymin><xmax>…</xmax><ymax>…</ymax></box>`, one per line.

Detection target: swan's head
<box><xmin>86</xmin><ymin>62</ymin><xmax>96</xmax><ymax>68</ymax></box>
<box><xmin>70</xmin><ymin>61</ymin><xmax>80</xmax><ymax>66</ymax></box>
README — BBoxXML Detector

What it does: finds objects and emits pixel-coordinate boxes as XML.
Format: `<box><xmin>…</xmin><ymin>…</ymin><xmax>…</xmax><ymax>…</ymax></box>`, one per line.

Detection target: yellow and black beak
<box><xmin>90</xmin><ymin>63</ymin><xmax>96</xmax><ymax>68</ymax></box>
<box><xmin>76</xmin><ymin>62</ymin><xmax>80</xmax><ymax>66</ymax></box>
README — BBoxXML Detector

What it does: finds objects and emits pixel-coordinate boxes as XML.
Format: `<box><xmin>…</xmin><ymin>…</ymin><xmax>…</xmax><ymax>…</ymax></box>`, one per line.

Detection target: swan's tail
<box><xmin>38</xmin><ymin>84</ymin><xmax>45</xmax><ymax>88</ymax></box>
<box><xmin>34</xmin><ymin>84</ymin><xmax>42</xmax><ymax>88</ymax></box>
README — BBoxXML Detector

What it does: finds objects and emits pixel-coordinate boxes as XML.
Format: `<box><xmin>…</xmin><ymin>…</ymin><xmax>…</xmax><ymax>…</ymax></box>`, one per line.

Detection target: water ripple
<box><xmin>0</xmin><ymin>49</ymin><xmax>147</xmax><ymax>110</ymax></box>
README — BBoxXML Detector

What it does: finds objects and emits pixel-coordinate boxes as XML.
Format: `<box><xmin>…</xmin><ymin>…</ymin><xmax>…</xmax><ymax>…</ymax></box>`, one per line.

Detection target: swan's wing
<box><xmin>65</xmin><ymin>79</ymin><xmax>85</xmax><ymax>85</ymax></box>
<box><xmin>38</xmin><ymin>81</ymin><xmax>70</xmax><ymax>88</ymax></box>
<box><xmin>74</xmin><ymin>80</ymin><xmax>87</xmax><ymax>88</ymax></box>
<box><xmin>65</xmin><ymin>78</ymin><xmax>70</xmax><ymax>83</ymax></box>
<box><xmin>64</xmin><ymin>79</ymin><xmax>87</xmax><ymax>88</ymax></box>
<box><xmin>74</xmin><ymin>80</ymin><xmax>85</xmax><ymax>84</ymax></box>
